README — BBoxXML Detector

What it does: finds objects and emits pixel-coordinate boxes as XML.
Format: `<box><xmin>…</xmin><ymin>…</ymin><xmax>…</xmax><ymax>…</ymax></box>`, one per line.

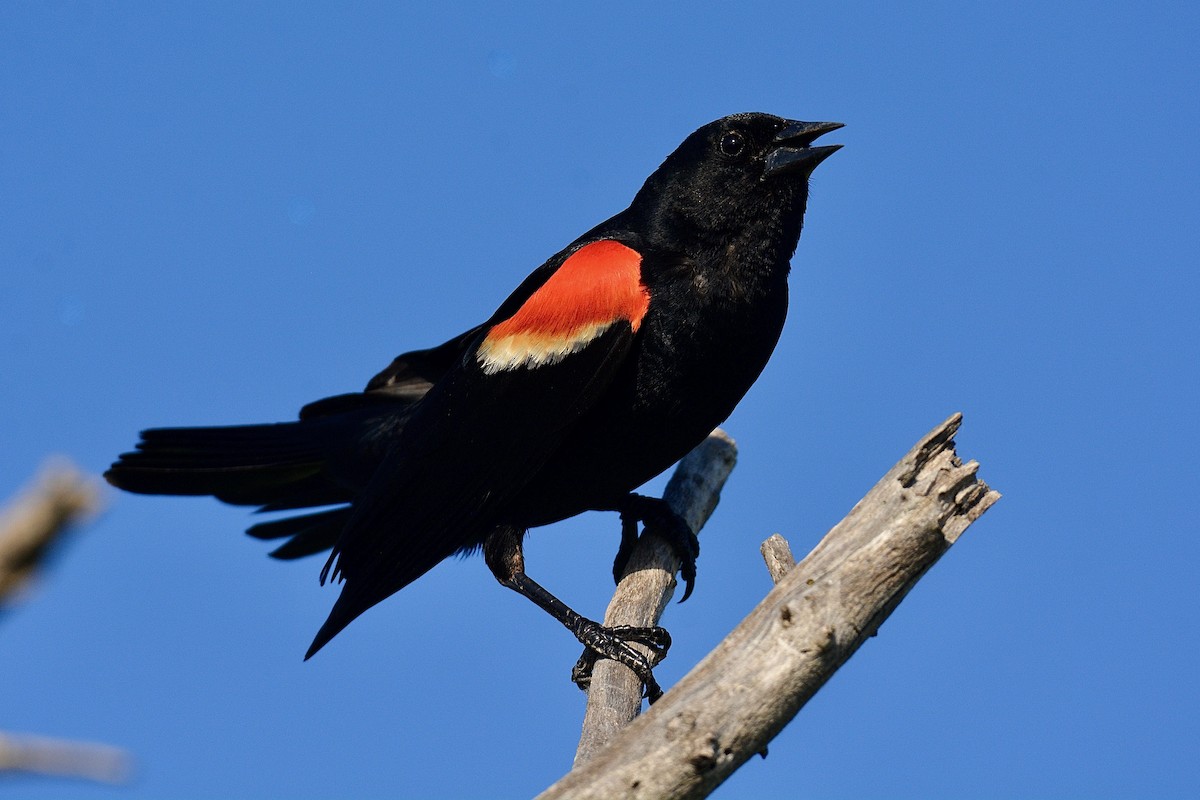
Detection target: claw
<box><xmin>615</xmin><ymin>494</ymin><xmax>700</xmax><ymax>603</ymax></box>
<box><xmin>612</xmin><ymin>512</ymin><xmax>640</xmax><ymax>584</ymax></box>
<box><xmin>678</xmin><ymin>559</ymin><xmax>696</xmax><ymax>603</ymax></box>
<box><xmin>571</xmin><ymin>648</ymin><xmax>598</xmax><ymax>691</ymax></box>
<box><xmin>570</xmin><ymin>622</ymin><xmax>672</xmax><ymax>703</ymax></box>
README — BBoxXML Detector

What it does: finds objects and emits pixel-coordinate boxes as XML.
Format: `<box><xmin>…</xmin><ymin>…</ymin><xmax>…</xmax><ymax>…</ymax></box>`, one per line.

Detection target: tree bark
<box><xmin>543</xmin><ymin>413</ymin><xmax>999</xmax><ymax>800</ymax></box>
<box><xmin>759</xmin><ymin>534</ymin><xmax>795</xmax><ymax>585</ymax></box>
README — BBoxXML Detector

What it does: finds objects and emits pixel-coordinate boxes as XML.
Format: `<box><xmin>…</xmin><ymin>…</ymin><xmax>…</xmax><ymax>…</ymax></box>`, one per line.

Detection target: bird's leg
<box><xmin>574</xmin><ymin>494</ymin><xmax>700</xmax><ymax>695</ymax></box>
<box><xmin>483</xmin><ymin>526</ymin><xmax>671</xmax><ymax>702</ymax></box>
<box><xmin>611</xmin><ymin>493</ymin><xmax>700</xmax><ymax>602</ymax></box>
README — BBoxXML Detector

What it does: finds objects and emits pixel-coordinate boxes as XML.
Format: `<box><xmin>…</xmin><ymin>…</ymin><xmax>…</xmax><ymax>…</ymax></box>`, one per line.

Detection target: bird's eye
<box><xmin>719</xmin><ymin>131</ymin><xmax>746</xmax><ymax>157</ymax></box>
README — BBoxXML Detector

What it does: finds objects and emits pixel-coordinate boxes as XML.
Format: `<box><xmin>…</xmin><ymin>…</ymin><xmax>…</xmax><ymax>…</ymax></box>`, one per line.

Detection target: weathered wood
<box><xmin>759</xmin><ymin>534</ymin><xmax>795</xmax><ymax>585</ymax></box>
<box><xmin>573</xmin><ymin>430</ymin><xmax>738</xmax><ymax>766</ymax></box>
<box><xmin>543</xmin><ymin>413</ymin><xmax>999</xmax><ymax>800</ymax></box>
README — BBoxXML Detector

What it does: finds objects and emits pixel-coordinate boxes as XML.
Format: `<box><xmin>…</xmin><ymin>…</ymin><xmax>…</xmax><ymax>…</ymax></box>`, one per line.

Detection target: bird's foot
<box><xmin>570</xmin><ymin>622</ymin><xmax>672</xmax><ymax>703</ymax></box>
<box><xmin>613</xmin><ymin>494</ymin><xmax>700</xmax><ymax>602</ymax></box>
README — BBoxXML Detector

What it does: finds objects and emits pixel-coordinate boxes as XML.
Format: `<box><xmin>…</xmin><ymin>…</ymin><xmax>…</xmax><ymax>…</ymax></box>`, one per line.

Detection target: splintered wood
<box><xmin>552</xmin><ymin>413</ymin><xmax>999</xmax><ymax>800</ymax></box>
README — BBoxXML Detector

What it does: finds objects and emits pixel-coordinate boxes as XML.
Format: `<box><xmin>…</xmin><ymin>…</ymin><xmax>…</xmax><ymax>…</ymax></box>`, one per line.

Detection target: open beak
<box><xmin>764</xmin><ymin>120</ymin><xmax>844</xmax><ymax>177</ymax></box>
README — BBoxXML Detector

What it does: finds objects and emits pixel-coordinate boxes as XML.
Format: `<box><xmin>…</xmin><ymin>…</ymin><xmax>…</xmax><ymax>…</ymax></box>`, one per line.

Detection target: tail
<box><xmin>106</xmin><ymin>421</ymin><xmax>357</xmax><ymax>564</ymax></box>
<box><xmin>305</xmin><ymin>588</ymin><xmax>358</xmax><ymax>660</ymax></box>
<box><xmin>105</xmin><ymin>422</ymin><xmax>337</xmax><ymax>506</ymax></box>
<box><xmin>107</xmin><ymin>388</ymin><xmax>443</xmax><ymax>659</ymax></box>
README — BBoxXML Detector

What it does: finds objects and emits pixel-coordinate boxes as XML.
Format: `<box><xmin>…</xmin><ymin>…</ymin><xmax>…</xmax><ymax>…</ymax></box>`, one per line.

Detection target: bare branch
<box><xmin>543</xmin><ymin>413</ymin><xmax>1000</xmax><ymax>800</ymax></box>
<box><xmin>0</xmin><ymin>462</ymin><xmax>130</xmax><ymax>783</ymax></box>
<box><xmin>573</xmin><ymin>430</ymin><xmax>738</xmax><ymax>766</ymax></box>
<box><xmin>0</xmin><ymin>460</ymin><xmax>103</xmax><ymax>606</ymax></box>
<box><xmin>0</xmin><ymin>732</ymin><xmax>130</xmax><ymax>784</ymax></box>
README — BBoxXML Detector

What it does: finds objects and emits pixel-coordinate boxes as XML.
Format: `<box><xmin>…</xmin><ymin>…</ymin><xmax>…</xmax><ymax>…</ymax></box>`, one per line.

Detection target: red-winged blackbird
<box><xmin>106</xmin><ymin>113</ymin><xmax>841</xmax><ymax>699</ymax></box>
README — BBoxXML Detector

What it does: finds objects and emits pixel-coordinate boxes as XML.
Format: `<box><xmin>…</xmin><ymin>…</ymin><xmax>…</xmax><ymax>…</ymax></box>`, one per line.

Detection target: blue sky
<box><xmin>2</xmin><ymin>2</ymin><xmax>1197</xmax><ymax>798</ymax></box>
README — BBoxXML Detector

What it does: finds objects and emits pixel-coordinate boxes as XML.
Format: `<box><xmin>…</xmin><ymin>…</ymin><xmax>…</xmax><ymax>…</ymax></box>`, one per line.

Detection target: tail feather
<box><xmin>216</xmin><ymin>476</ymin><xmax>349</xmax><ymax>509</ymax></box>
<box><xmin>248</xmin><ymin>507</ymin><xmax>349</xmax><ymax>560</ymax></box>
<box><xmin>306</xmin><ymin>589</ymin><xmax>359</xmax><ymax>660</ymax></box>
<box><xmin>105</xmin><ymin>423</ymin><xmax>328</xmax><ymax>500</ymax></box>
<box><xmin>247</xmin><ymin>507</ymin><xmax>347</xmax><ymax>540</ymax></box>
<box><xmin>268</xmin><ymin>521</ymin><xmax>346</xmax><ymax>560</ymax></box>
<box><xmin>107</xmin><ymin>421</ymin><xmax>357</xmax><ymax>570</ymax></box>
<box><xmin>106</xmin><ymin>400</ymin><xmax>433</xmax><ymax>660</ymax></box>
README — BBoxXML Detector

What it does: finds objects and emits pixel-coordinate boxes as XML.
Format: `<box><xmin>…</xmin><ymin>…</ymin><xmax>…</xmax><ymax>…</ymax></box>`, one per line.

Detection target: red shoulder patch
<box><xmin>478</xmin><ymin>240</ymin><xmax>649</xmax><ymax>373</ymax></box>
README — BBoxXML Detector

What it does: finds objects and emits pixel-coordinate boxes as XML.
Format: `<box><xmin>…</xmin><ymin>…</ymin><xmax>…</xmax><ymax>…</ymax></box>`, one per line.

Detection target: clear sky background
<box><xmin>2</xmin><ymin>2</ymin><xmax>1197</xmax><ymax>798</ymax></box>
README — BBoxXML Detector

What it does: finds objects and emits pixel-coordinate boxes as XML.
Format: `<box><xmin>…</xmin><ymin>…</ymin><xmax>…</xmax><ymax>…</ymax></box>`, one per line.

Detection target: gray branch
<box><xmin>544</xmin><ymin>413</ymin><xmax>1000</xmax><ymax>800</ymax></box>
<box><xmin>574</xmin><ymin>430</ymin><xmax>738</xmax><ymax>766</ymax></box>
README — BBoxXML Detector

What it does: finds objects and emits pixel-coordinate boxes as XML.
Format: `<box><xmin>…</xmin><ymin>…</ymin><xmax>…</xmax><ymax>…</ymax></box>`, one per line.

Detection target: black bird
<box><xmin>106</xmin><ymin>113</ymin><xmax>841</xmax><ymax>700</ymax></box>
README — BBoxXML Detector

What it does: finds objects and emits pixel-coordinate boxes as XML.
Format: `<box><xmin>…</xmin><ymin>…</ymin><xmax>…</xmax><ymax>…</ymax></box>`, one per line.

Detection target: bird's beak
<box><xmin>764</xmin><ymin>120</ymin><xmax>844</xmax><ymax>177</ymax></box>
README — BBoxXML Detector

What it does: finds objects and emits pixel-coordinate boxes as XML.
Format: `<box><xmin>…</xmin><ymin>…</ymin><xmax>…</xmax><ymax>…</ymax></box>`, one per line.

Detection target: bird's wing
<box><xmin>295</xmin><ymin>325</ymin><xmax>486</xmax><ymax>419</ymax></box>
<box><xmin>307</xmin><ymin>238</ymin><xmax>651</xmax><ymax>656</ymax></box>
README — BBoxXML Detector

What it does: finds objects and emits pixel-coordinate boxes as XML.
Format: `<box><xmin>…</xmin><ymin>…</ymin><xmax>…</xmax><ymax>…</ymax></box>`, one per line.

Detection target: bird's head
<box><xmin>631</xmin><ymin>113</ymin><xmax>842</xmax><ymax>253</ymax></box>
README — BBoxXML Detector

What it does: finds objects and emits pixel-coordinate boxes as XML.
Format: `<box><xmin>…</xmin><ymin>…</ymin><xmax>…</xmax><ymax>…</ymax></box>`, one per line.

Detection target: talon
<box><xmin>677</xmin><ymin>548</ymin><xmax>697</xmax><ymax>603</ymax></box>
<box><xmin>617</xmin><ymin>494</ymin><xmax>699</xmax><ymax>602</ymax></box>
<box><xmin>568</xmin><ymin>621</ymin><xmax>672</xmax><ymax>701</ymax></box>
<box><xmin>612</xmin><ymin>512</ymin><xmax>640</xmax><ymax>583</ymax></box>
<box><xmin>571</xmin><ymin>649</ymin><xmax>599</xmax><ymax>691</ymax></box>
<box><xmin>491</xmin><ymin>562</ymin><xmax>672</xmax><ymax>702</ymax></box>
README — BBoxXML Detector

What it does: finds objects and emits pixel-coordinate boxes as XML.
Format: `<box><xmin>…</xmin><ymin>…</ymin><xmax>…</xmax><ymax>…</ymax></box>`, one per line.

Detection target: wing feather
<box><xmin>306</xmin><ymin>239</ymin><xmax>650</xmax><ymax>656</ymax></box>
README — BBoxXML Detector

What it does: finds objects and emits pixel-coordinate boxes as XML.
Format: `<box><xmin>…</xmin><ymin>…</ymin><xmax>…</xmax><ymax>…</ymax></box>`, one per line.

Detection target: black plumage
<box><xmin>106</xmin><ymin>113</ymin><xmax>841</xmax><ymax>698</ymax></box>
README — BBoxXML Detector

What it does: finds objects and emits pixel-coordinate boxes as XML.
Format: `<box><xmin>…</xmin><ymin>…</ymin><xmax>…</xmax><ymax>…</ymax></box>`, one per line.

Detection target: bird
<box><xmin>105</xmin><ymin>112</ymin><xmax>841</xmax><ymax>700</ymax></box>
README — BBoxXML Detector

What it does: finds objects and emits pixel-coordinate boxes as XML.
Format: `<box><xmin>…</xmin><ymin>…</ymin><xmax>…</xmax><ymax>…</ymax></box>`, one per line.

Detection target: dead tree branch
<box><xmin>574</xmin><ymin>430</ymin><xmax>738</xmax><ymax>766</ymax></box>
<box><xmin>0</xmin><ymin>461</ymin><xmax>131</xmax><ymax>785</ymax></box>
<box><xmin>543</xmin><ymin>413</ymin><xmax>999</xmax><ymax>800</ymax></box>
<box><xmin>0</xmin><ymin>460</ymin><xmax>103</xmax><ymax>606</ymax></box>
<box><xmin>0</xmin><ymin>732</ymin><xmax>130</xmax><ymax>784</ymax></box>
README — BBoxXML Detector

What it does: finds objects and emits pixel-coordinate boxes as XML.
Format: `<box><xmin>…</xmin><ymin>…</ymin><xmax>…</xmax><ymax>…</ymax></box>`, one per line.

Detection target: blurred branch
<box><xmin>0</xmin><ymin>459</ymin><xmax>103</xmax><ymax>606</ymax></box>
<box><xmin>574</xmin><ymin>430</ymin><xmax>738</xmax><ymax>766</ymax></box>
<box><xmin>0</xmin><ymin>461</ymin><xmax>131</xmax><ymax>785</ymax></box>
<box><xmin>0</xmin><ymin>732</ymin><xmax>130</xmax><ymax>784</ymax></box>
<box><xmin>543</xmin><ymin>413</ymin><xmax>1000</xmax><ymax>800</ymax></box>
